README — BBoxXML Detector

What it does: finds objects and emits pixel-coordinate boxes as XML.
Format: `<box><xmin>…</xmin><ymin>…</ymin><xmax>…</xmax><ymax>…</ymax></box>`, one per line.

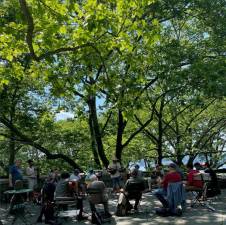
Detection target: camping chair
<box><xmin>124</xmin><ymin>180</ymin><xmax>145</xmax><ymax>213</ymax></box>
<box><xmin>87</xmin><ymin>187</ymin><xmax>111</xmax><ymax>223</ymax></box>
<box><xmin>190</xmin><ymin>173</ymin><xmax>215</xmax><ymax>211</ymax></box>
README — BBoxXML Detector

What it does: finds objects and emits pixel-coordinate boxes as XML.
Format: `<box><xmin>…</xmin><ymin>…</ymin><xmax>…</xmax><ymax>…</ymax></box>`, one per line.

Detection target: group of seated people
<box><xmin>36</xmin><ymin>169</ymin><xmax>112</xmax><ymax>224</ymax></box>
<box><xmin>153</xmin><ymin>162</ymin><xmax>221</xmax><ymax>215</ymax></box>
<box><xmin>35</xmin><ymin>161</ymin><xmax>221</xmax><ymax>224</ymax></box>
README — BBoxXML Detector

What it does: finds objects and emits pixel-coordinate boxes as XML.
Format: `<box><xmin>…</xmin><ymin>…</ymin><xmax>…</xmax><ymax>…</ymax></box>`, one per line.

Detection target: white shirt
<box><xmin>69</xmin><ymin>174</ymin><xmax>81</xmax><ymax>181</ymax></box>
<box><xmin>26</xmin><ymin>166</ymin><xmax>36</xmax><ymax>179</ymax></box>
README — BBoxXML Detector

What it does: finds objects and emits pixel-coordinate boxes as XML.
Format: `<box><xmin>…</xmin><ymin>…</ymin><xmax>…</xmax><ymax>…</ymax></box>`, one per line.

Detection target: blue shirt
<box><xmin>9</xmin><ymin>165</ymin><xmax>23</xmax><ymax>185</ymax></box>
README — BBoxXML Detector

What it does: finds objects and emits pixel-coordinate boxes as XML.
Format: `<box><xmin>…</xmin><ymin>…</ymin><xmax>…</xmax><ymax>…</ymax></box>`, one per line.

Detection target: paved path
<box><xmin>1</xmin><ymin>190</ymin><xmax>226</xmax><ymax>225</ymax></box>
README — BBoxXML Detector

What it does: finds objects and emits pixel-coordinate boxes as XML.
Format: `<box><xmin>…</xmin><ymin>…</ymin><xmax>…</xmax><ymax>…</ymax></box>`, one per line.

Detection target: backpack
<box><xmin>115</xmin><ymin>193</ymin><xmax>127</xmax><ymax>217</ymax></box>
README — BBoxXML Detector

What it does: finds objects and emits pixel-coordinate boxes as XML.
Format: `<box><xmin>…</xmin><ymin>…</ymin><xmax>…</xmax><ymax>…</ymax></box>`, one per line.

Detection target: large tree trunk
<box><xmin>157</xmin><ymin>120</ymin><xmax>163</xmax><ymax>165</ymax></box>
<box><xmin>88</xmin><ymin>112</ymin><xmax>101</xmax><ymax>168</ymax></box>
<box><xmin>9</xmin><ymin>131</ymin><xmax>16</xmax><ymax>166</ymax></box>
<box><xmin>187</xmin><ymin>154</ymin><xmax>197</xmax><ymax>166</ymax></box>
<box><xmin>87</xmin><ymin>95</ymin><xmax>109</xmax><ymax>168</ymax></box>
<box><xmin>115</xmin><ymin>110</ymin><xmax>127</xmax><ymax>161</ymax></box>
<box><xmin>176</xmin><ymin>153</ymin><xmax>184</xmax><ymax>166</ymax></box>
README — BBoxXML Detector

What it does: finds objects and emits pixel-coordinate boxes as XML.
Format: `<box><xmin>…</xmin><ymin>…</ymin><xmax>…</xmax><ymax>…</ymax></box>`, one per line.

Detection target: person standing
<box><xmin>26</xmin><ymin>159</ymin><xmax>37</xmax><ymax>201</ymax></box>
<box><xmin>26</xmin><ymin>159</ymin><xmax>37</xmax><ymax>190</ymax></box>
<box><xmin>9</xmin><ymin>159</ymin><xmax>23</xmax><ymax>188</ymax></box>
<box><xmin>108</xmin><ymin>157</ymin><xmax>122</xmax><ymax>193</ymax></box>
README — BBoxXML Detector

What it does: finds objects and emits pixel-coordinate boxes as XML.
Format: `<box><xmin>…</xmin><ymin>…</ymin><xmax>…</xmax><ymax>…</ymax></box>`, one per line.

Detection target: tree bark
<box><xmin>115</xmin><ymin>110</ymin><xmax>127</xmax><ymax>161</ymax></box>
<box><xmin>88</xmin><ymin>112</ymin><xmax>101</xmax><ymax>168</ymax></box>
<box><xmin>87</xmin><ymin>95</ymin><xmax>109</xmax><ymax>168</ymax></box>
<box><xmin>9</xmin><ymin>131</ymin><xmax>16</xmax><ymax>166</ymax></box>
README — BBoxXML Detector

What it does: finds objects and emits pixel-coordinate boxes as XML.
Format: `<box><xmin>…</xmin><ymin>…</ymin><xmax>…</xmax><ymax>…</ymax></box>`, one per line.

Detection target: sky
<box><xmin>55</xmin><ymin>111</ymin><xmax>74</xmax><ymax>121</ymax></box>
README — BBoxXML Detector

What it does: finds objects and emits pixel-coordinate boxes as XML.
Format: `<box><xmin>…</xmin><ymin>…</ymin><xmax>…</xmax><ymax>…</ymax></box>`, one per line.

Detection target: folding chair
<box><xmin>87</xmin><ymin>187</ymin><xmax>111</xmax><ymax>223</ymax></box>
<box><xmin>190</xmin><ymin>173</ymin><xmax>215</xmax><ymax>211</ymax></box>
<box><xmin>123</xmin><ymin>180</ymin><xmax>145</xmax><ymax>214</ymax></box>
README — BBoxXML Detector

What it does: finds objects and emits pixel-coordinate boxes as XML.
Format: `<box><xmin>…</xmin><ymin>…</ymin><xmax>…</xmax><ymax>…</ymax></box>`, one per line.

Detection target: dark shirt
<box><xmin>124</xmin><ymin>176</ymin><xmax>145</xmax><ymax>193</ymax></box>
<box><xmin>43</xmin><ymin>181</ymin><xmax>56</xmax><ymax>202</ymax></box>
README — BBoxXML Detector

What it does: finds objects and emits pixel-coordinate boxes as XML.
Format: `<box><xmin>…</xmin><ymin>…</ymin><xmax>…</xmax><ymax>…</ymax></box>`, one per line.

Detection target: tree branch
<box><xmin>0</xmin><ymin>116</ymin><xmax>82</xmax><ymax>170</ymax></box>
<box><xmin>19</xmin><ymin>0</ymin><xmax>92</xmax><ymax>61</ymax></box>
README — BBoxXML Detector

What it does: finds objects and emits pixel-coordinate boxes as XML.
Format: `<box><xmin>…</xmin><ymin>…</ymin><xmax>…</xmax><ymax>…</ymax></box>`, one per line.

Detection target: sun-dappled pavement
<box><xmin>1</xmin><ymin>189</ymin><xmax>226</xmax><ymax>225</ymax></box>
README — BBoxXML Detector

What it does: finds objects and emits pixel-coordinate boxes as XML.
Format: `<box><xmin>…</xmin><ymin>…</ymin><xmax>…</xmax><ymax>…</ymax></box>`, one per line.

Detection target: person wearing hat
<box><xmin>154</xmin><ymin>163</ymin><xmax>181</xmax><ymax>209</ymax></box>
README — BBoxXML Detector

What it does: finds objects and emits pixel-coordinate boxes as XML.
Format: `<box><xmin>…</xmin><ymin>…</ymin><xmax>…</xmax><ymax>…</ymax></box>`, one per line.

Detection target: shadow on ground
<box><xmin>0</xmin><ymin>190</ymin><xmax>226</xmax><ymax>225</ymax></box>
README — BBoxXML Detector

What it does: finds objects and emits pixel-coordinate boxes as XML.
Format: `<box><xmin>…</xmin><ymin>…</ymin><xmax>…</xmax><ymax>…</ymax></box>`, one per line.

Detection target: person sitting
<box><xmin>154</xmin><ymin>163</ymin><xmax>181</xmax><ymax>211</ymax></box>
<box><xmin>69</xmin><ymin>169</ymin><xmax>81</xmax><ymax>182</ymax></box>
<box><xmin>148</xmin><ymin>165</ymin><xmax>164</xmax><ymax>191</ymax></box>
<box><xmin>87</xmin><ymin>175</ymin><xmax>112</xmax><ymax>219</ymax></box>
<box><xmin>185</xmin><ymin>163</ymin><xmax>203</xmax><ymax>191</ymax></box>
<box><xmin>134</xmin><ymin>165</ymin><xmax>143</xmax><ymax>177</ymax></box>
<box><xmin>123</xmin><ymin>168</ymin><xmax>145</xmax><ymax>212</ymax></box>
<box><xmin>194</xmin><ymin>162</ymin><xmax>204</xmax><ymax>171</ymax></box>
<box><xmin>85</xmin><ymin>169</ymin><xmax>95</xmax><ymax>185</ymax></box>
<box><xmin>70</xmin><ymin>169</ymin><xmax>85</xmax><ymax>194</ymax></box>
<box><xmin>55</xmin><ymin>172</ymin><xmax>87</xmax><ymax>221</ymax></box>
<box><xmin>203</xmin><ymin>162</ymin><xmax>221</xmax><ymax>197</ymax></box>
